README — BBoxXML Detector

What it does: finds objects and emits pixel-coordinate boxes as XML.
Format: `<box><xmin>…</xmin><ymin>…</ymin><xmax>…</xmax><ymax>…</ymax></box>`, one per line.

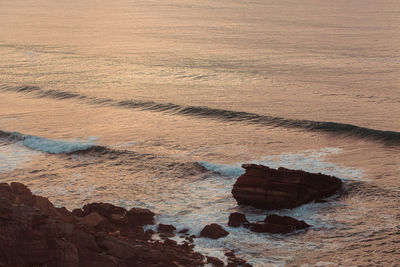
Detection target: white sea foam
<box><xmin>1</xmin><ymin>129</ymin><xmax>98</xmax><ymax>154</ymax></box>
<box><xmin>20</xmin><ymin>135</ymin><xmax>97</xmax><ymax>154</ymax></box>
<box><xmin>198</xmin><ymin>147</ymin><xmax>363</xmax><ymax>180</ymax></box>
<box><xmin>0</xmin><ymin>143</ymin><xmax>39</xmax><ymax>173</ymax></box>
<box><xmin>197</xmin><ymin>161</ymin><xmax>245</xmax><ymax>177</ymax></box>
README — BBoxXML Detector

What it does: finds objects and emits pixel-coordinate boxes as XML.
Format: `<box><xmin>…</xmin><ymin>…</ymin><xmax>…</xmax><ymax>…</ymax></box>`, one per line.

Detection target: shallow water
<box><xmin>1</xmin><ymin>0</ymin><xmax>400</xmax><ymax>266</ymax></box>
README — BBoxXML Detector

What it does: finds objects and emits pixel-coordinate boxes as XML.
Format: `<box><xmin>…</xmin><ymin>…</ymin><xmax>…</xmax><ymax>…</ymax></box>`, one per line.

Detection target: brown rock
<box><xmin>207</xmin><ymin>256</ymin><xmax>224</xmax><ymax>266</ymax></box>
<box><xmin>126</xmin><ymin>207</ymin><xmax>155</xmax><ymax>226</ymax></box>
<box><xmin>81</xmin><ymin>212</ymin><xmax>107</xmax><ymax>228</ymax></box>
<box><xmin>164</xmin><ymin>238</ymin><xmax>178</xmax><ymax>246</ymax></box>
<box><xmin>200</xmin><ymin>224</ymin><xmax>229</xmax><ymax>239</ymax></box>
<box><xmin>158</xmin><ymin>224</ymin><xmax>177</xmax><ymax>233</ymax></box>
<box><xmin>224</xmin><ymin>250</ymin><xmax>253</xmax><ymax>267</ymax></box>
<box><xmin>264</xmin><ymin>214</ymin><xmax>310</xmax><ymax>229</ymax></box>
<box><xmin>228</xmin><ymin>212</ymin><xmax>249</xmax><ymax>227</ymax></box>
<box><xmin>248</xmin><ymin>214</ymin><xmax>310</xmax><ymax>234</ymax></box>
<box><xmin>178</xmin><ymin>228</ymin><xmax>189</xmax><ymax>234</ymax></box>
<box><xmin>144</xmin><ymin>229</ymin><xmax>156</xmax><ymax>240</ymax></box>
<box><xmin>82</xmin><ymin>202</ymin><xmax>127</xmax><ymax>223</ymax></box>
<box><xmin>72</xmin><ymin>208</ymin><xmax>85</xmax><ymax>217</ymax></box>
<box><xmin>232</xmin><ymin>164</ymin><xmax>342</xmax><ymax>209</ymax></box>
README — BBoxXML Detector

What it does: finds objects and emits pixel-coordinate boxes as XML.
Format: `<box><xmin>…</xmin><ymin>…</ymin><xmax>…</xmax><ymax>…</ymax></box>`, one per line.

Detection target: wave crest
<box><xmin>2</xmin><ymin>84</ymin><xmax>400</xmax><ymax>145</ymax></box>
<box><xmin>0</xmin><ymin>130</ymin><xmax>97</xmax><ymax>154</ymax></box>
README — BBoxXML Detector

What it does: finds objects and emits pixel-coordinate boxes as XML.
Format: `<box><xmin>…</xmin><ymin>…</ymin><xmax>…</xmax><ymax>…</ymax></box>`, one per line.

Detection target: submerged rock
<box><xmin>0</xmin><ymin>182</ymin><xmax>207</xmax><ymax>266</ymax></box>
<box><xmin>264</xmin><ymin>214</ymin><xmax>310</xmax><ymax>229</ymax></box>
<box><xmin>247</xmin><ymin>214</ymin><xmax>310</xmax><ymax>234</ymax></box>
<box><xmin>200</xmin><ymin>223</ymin><xmax>229</xmax><ymax>239</ymax></box>
<box><xmin>227</xmin><ymin>211</ymin><xmax>310</xmax><ymax>235</ymax></box>
<box><xmin>232</xmin><ymin>164</ymin><xmax>342</xmax><ymax>209</ymax></box>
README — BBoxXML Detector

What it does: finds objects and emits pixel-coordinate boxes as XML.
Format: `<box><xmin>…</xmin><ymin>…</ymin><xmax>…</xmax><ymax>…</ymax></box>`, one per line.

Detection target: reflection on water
<box><xmin>1</xmin><ymin>0</ymin><xmax>400</xmax><ymax>265</ymax></box>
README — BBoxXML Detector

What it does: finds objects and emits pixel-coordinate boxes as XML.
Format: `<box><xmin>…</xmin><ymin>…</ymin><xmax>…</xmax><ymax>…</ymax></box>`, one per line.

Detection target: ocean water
<box><xmin>0</xmin><ymin>0</ymin><xmax>400</xmax><ymax>266</ymax></box>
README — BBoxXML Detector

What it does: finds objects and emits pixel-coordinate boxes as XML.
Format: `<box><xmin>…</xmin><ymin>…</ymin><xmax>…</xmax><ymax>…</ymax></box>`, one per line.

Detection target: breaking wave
<box><xmin>0</xmin><ymin>130</ymin><xmax>99</xmax><ymax>154</ymax></box>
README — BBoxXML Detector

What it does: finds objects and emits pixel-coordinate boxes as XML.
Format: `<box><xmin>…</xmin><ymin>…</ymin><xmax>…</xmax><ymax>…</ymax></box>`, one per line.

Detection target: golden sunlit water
<box><xmin>0</xmin><ymin>0</ymin><xmax>399</xmax><ymax>266</ymax></box>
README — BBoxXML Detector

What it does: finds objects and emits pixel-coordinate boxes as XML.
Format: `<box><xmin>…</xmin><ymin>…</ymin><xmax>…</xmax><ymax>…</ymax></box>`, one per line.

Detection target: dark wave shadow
<box><xmin>2</xmin><ymin>84</ymin><xmax>400</xmax><ymax>146</ymax></box>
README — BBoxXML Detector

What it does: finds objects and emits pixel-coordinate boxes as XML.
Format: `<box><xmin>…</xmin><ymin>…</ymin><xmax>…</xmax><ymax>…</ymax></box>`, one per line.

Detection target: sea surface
<box><xmin>0</xmin><ymin>0</ymin><xmax>400</xmax><ymax>266</ymax></box>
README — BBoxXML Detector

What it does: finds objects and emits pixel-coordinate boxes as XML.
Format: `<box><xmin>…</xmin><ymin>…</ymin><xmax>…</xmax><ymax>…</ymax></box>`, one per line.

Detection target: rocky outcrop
<box><xmin>0</xmin><ymin>182</ymin><xmax>207</xmax><ymax>266</ymax></box>
<box><xmin>200</xmin><ymin>223</ymin><xmax>229</xmax><ymax>239</ymax></box>
<box><xmin>232</xmin><ymin>164</ymin><xmax>342</xmax><ymax>209</ymax></box>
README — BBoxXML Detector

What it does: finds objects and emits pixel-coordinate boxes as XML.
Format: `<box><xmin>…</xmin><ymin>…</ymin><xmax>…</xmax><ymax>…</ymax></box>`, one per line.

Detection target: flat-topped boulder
<box><xmin>232</xmin><ymin>164</ymin><xmax>342</xmax><ymax>209</ymax></box>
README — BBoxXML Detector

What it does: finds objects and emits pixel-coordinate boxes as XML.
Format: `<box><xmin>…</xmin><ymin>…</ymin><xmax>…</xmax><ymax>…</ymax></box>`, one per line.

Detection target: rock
<box><xmin>185</xmin><ymin>236</ymin><xmax>195</xmax><ymax>243</ymax></box>
<box><xmin>82</xmin><ymin>202</ymin><xmax>127</xmax><ymax>224</ymax></box>
<box><xmin>72</xmin><ymin>208</ymin><xmax>85</xmax><ymax>217</ymax></box>
<box><xmin>224</xmin><ymin>250</ymin><xmax>253</xmax><ymax>267</ymax></box>
<box><xmin>1</xmin><ymin>182</ymin><xmax>59</xmax><ymax>216</ymax></box>
<box><xmin>248</xmin><ymin>214</ymin><xmax>310</xmax><ymax>234</ymax></box>
<box><xmin>232</xmin><ymin>164</ymin><xmax>342</xmax><ymax>209</ymax></box>
<box><xmin>264</xmin><ymin>214</ymin><xmax>310</xmax><ymax>229</ymax></box>
<box><xmin>0</xmin><ymin>182</ymin><xmax>209</xmax><ymax>266</ymax></box>
<box><xmin>81</xmin><ymin>212</ymin><xmax>106</xmax><ymax>228</ymax></box>
<box><xmin>164</xmin><ymin>238</ymin><xmax>178</xmax><ymax>246</ymax></box>
<box><xmin>126</xmin><ymin>207</ymin><xmax>155</xmax><ymax>226</ymax></box>
<box><xmin>144</xmin><ymin>229</ymin><xmax>156</xmax><ymax>240</ymax></box>
<box><xmin>158</xmin><ymin>224</ymin><xmax>177</xmax><ymax>239</ymax></box>
<box><xmin>228</xmin><ymin>212</ymin><xmax>249</xmax><ymax>227</ymax></box>
<box><xmin>207</xmin><ymin>256</ymin><xmax>224</xmax><ymax>266</ymax></box>
<box><xmin>158</xmin><ymin>224</ymin><xmax>176</xmax><ymax>233</ymax></box>
<box><xmin>178</xmin><ymin>228</ymin><xmax>189</xmax><ymax>234</ymax></box>
<box><xmin>200</xmin><ymin>223</ymin><xmax>229</xmax><ymax>239</ymax></box>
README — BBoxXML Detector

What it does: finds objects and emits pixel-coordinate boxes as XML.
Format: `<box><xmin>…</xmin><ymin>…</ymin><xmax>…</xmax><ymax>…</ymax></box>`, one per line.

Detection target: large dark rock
<box><xmin>232</xmin><ymin>164</ymin><xmax>342</xmax><ymax>209</ymax></box>
<box><xmin>247</xmin><ymin>214</ymin><xmax>310</xmax><ymax>234</ymax></box>
<box><xmin>0</xmin><ymin>182</ymin><xmax>207</xmax><ymax>266</ymax></box>
<box><xmin>200</xmin><ymin>224</ymin><xmax>229</xmax><ymax>239</ymax></box>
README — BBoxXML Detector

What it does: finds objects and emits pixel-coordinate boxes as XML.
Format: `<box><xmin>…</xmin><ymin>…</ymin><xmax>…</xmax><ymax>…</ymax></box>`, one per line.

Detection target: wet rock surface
<box><xmin>228</xmin><ymin>212</ymin><xmax>310</xmax><ymax>234</ymax></box>
<box><xmin>200</xmin><ymin>223</ymin><xmax>229</xmax><ymax>239</ymax></box>
<box><xmin>228</xmin><ymin>212</ymin><xmax>249</xmax><ymax>227</ymax></box>
<box><xmin>232</xmin><ymin>164</ymin><xmax>342</xmax><ymax>209</ymax></box>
